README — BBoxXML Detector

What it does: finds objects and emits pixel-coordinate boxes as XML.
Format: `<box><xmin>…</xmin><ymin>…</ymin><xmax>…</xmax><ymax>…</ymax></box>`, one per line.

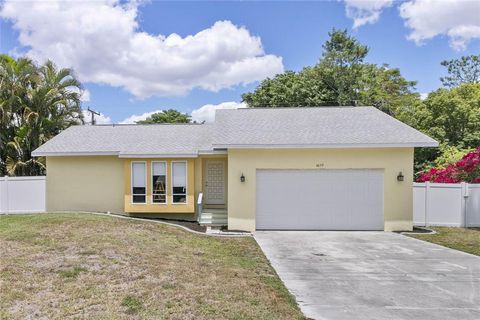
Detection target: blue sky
<box><xmin>0</xmin><ymin>0</ymin><xmax>479</xmax><ymax>123</ymax></box>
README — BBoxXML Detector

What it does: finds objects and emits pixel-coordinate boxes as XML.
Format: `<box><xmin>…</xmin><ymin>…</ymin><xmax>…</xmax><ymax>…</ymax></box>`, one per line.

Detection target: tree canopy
<box><xmin>440</xmin><ymin>55</ymin><xmax>480</xmax><ymax>88</ymax></box>
<box><xmin>136</xmin><ymin>109</ymin><xmax>191</xmax><ymax>124</ymax></box>
<box><xmin>242</xmin><ymin>30</ymin><xmax>480</xmax><ymax>175</ymax></box>
<box><xmin>242</xmin><ymin>29</ymin><xmax>419</xmax><ymax>116</ymax></box>
<box><xmin>0</xmin><ymin>55</ymin><xmax>83</xmax><ymax>176</ymax></box>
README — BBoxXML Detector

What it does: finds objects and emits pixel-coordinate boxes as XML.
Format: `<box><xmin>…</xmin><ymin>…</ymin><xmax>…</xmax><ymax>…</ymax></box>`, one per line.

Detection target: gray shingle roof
<box><xmin>32</xmin><ymin>124</ymin><xmax>213</xmax><ymax>157</ymax></box>
<box><xmin>32</xmin><ymin>107</ymin><xmax>437</xmax><ymax>157</ymax></box>
<box><xmin>213</xmin><ymin>107</ymin><xmax>438</xmax><ymax>148</ymax></box>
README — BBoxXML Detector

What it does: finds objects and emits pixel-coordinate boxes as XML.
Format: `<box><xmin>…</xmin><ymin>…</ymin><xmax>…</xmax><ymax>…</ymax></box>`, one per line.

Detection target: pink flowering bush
<box><xmin>417</xmin><ymin>147</ymin><xmax>480</xmax><ymax>183</ymax></box>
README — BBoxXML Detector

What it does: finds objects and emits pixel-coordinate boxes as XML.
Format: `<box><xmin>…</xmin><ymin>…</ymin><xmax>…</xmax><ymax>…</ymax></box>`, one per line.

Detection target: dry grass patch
<box><xmin>0</xmin><ymin>213</ymin><xmax>304</xmax><ymax>319</ymax></box>
<box><xmin>408</xmin><ymin>227</ymin><xmax>480</xmax><ymax>256</ymax></box>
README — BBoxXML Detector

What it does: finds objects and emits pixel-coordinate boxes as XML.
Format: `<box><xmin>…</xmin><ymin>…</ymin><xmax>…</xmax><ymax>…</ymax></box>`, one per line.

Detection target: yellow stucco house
<box><xmin>32</xmin><ymin>107</ymin><xmax>437</xmax><ymax>232</ymax></box>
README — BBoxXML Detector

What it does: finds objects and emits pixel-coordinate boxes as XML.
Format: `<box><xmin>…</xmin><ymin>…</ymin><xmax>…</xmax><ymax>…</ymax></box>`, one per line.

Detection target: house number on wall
<box><xmin>316</xmin><ymin>163</ymin><xmax>325</xmax><ymax>168</ymax></box>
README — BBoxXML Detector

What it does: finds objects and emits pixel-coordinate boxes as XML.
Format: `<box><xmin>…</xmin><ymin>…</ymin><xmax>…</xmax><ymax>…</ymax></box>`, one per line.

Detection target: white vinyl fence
<box><xmin>413</xmin><ymin>182</ymin><xmax>480</xmax><ymax>227</ymax></box>
<box><xmin>0</xmin><ymin>176</ymin><xmax>46</xmax><ymax>214</ymax></box>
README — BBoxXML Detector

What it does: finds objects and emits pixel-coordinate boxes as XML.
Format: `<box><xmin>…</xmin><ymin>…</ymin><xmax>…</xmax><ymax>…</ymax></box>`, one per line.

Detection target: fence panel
<box><xmin>466</xmin><ymin>184</ymin><xmax>480</xmax><ymax>227</ymax></box>
<box><xmin>413</xmin><ymin>182</ymin><xmax>479</xmax><ymax>227</ymax></box>
<box><xmin>413</xmin><ymin>184</ymin><xmax>426</xmax><ymax>226</ymax></box>
<box><xmin>0</xmin><ymin>176</ymin><xmax>46</xmax><ymax>213</ymax></box>
<box><xmin>428</xmin><ymin>184</ymin><xmax>463</xmax><ymax>226</ymax></box>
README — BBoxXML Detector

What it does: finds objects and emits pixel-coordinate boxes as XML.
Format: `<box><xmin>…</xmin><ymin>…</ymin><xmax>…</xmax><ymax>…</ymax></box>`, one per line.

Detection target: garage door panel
<box><xmin>256</xmin><ymin>169</ymin><xmax>384</xmax><ymax>230</ymax></box>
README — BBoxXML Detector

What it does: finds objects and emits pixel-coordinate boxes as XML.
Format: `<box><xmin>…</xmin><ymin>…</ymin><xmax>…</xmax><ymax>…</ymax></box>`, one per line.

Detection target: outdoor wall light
<box><xmin>397</xmin><ymin>172</ymin><xmax>404</xmax><ymax>182</ymax></box>
<box><xmin>240</xmin><ymin>173</ymin><xmax>246</xmax><ymax>183</ymax></box>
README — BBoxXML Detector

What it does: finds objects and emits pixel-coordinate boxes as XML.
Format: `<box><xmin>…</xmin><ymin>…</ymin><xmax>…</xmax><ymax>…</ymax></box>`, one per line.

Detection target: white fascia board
<box><xmin>212</xmin><ymin>142</ymin><xmax>439</xmax><ymax>149</ymax></box>
<box><xmin>198</xmin><ymin>149</ymin><xmax>227</xmax><ymax>155</ymax></box>
<box><xmin>118</xmin><ymin>153</ymin><xmax>198</xmax><ymax>158</ymax></box>
<box><xmin>31</xmin><ymin>151</ymin><xmax>119</xmax><ymax>157</ymax></box>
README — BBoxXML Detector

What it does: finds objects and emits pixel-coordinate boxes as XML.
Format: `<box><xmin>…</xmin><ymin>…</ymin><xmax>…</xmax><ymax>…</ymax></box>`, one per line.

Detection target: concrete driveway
<box><xmin>254</xmin><ymin>231</ymin><xmax>480</xmax><ymax>320</ymax></box>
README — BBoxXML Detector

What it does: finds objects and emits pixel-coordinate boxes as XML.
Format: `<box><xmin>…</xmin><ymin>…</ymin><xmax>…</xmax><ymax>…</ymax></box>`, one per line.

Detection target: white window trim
<box><xmin>131</xmin><ymin>161</ymin><xmax>147</xmax><ymax>205</ymax></box>
<box><xmin>151</xmin><ymin>161</ymin><xmax>167</xmax><ymax>205</ymax></box>
<box><xmin>171</xmin><ymin>160</ymin><xmax>188</xmax><ymax>205</ymax></box>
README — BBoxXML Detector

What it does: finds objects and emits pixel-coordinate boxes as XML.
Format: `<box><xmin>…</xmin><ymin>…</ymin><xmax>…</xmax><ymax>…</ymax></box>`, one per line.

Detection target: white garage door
<box><xmin>256</xmin><ymin>169</ymin><xmax>384</xmax><ymax>230</ymax></box>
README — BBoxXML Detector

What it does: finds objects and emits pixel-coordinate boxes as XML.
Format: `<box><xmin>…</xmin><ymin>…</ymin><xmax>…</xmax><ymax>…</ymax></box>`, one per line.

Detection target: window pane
<box><xmin>133</xmin><ymin>195</ymin><xmax>146</xmax><ymax>203</ymax></box>
<box><xmin>153</xmin><ymin>194</ymin><xmax>166</xmax><ymax>203</ymax></box>
<box><xmin>132</xmin><ymin>163</ymin><xmax>146</xmax><ymax>188</ymax></box>
<box><xmin>173</xmin><ymin>195</ymin><xmax>186</xmax><ymax>203</ymax></box>
<box><xmin>152</xmin><ymin>162</ymin><xmax>166</xmax><ymax>176</ymax></box>
<box><xmin>152</xmin><ymin>174</ymin><xmax>166</xmax><ymax>204</ymax></box>
<box><xmin>173</xmin><ymin>186</ymin><xmax>185</xmax><ymax>194</ymax></box>
<box><xmin>172</xmin><ymin>162</ymin><xmax>187</xmax><ymax>203</ymax></box>
<box><xmin>133</xmin><ymin>187</ymin><xmax>146</xmax><ymax>194</ymax></box>
<box><xmin>132</xmin><ymin>162</ymin><xmax>146</xmax><ymax>203</ymax></box>
<box><xmin>172</xmin><ymin>162</ymin><xmax>186</xmax><ymax>187</ymax></box>
<box><xmin>152</xmin><ymin>176</ymin><xmax>166</xmax><ymax>194</ymax></box>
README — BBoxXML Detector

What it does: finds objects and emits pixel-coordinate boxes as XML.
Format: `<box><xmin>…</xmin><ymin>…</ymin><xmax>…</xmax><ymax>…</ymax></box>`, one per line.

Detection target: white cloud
<box><xmin>82</xmin><ymin>109</ymin><xmax>112</xmax><ymax>125</ymax></box>
<box><xmin>344</xmin><ymin>0</ymin><xmax>393</xmax><ymax>28</ymax></box>
<box><xmin>0</xmin><ymin>1</ymin><xmax>283</xmax><ymax>98</ymax></box>
<box><xmin>399</xmin><ymin>0</ymin><xmax>480</xmax><ymax>51</ymax></box>
<box><xmin>191</xmin><ymin>101</ymin><xmax>246</xmax><ymax>123</ymax></box>
<box><xmin>119</xmin><ymin>101</ymin><xmax>245</xmax><ymax>124</ymax></box>
<box><xmin>420</xmin><ymin>92</ymin><xmax>428</xmax><ymax>100</ymax></box>
<box><xmin>119</xmin><ymin>110</ymin><xmax>164</xmax><ymax>124</ymax></box>
<box><xmin>80</xmin><ymin>89</ymin><xmax>90</xmax><ymax>102</ymax></box>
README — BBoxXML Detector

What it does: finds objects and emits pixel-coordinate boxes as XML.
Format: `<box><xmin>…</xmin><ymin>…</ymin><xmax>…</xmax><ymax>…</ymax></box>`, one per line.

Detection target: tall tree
<box><xmin>415</xmin><ymin>83</ymin><xmax>480</xmax><ymax>148</ymax></box>
<box><xmin>314</xmin><ymin>29</ymin><xmax>368</xmax><ymax>106</ymax></box>
<box><xmin>136</xmin><ymin>109</ymin><xmax>191</xmax><ymax>124</ymax></box>
<box><xmin>440</xmin><ymin>55</ymin><xmax>480</xmax><ymax>88</ymax></box>
<box><xmin>242</xmin><ymin>29</ymin><xmax>418</xmax><ymax>115</ymax></box>
<box><xmin>0</xmin><ymin>55</ymin><xmax>83</xmax><ymax>176</ymax></box>
<box><xmin>411</xmin><ymin>83</ymin><xmax>480</xmax><ymax>173</ymax></box>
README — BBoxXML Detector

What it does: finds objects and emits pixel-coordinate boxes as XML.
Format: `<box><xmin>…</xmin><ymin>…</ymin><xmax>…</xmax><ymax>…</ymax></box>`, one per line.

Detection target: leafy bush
<box><xmin>417</xmin><ymin>147</ymin><xmax>480</xmax><ymax>183</ymax></box>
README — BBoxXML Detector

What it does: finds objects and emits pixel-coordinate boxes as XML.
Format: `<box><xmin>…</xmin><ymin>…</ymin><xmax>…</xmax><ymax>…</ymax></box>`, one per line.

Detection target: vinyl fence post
<box><xmin>4</xmin><ymin>175</ymin><xmax>9</xmax><ymax>214</ymax></box>
<box><xmin>424</xmin><ymin>181</ymin><xmax>430</xmax><ymax>227</ymax></box>
<box><xmin>462</xmin><ymin>182</ymin><xmax>469</xmax><ymax>228</ymax></box>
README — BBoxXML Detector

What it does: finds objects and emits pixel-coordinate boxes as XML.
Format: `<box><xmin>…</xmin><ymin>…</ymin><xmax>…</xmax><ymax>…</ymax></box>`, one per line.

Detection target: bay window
<box><xmin>172</xmin><ymin>161</ymin><xmax>187</xmax><ymax>203</ymax></box>
<box><xmin>152</xmin><ymin>161</ymin><xmax>166</xmax><ymax>204</ymax></box>
<box><xmin>131</xmin><ymin>162</ymin><xmax>146</xmax><ymax>203</ymax></box>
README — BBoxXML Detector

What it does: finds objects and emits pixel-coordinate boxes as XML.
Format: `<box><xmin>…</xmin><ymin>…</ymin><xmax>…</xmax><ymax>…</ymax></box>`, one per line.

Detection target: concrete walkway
<box><xmin>254</xmin><ymin>231</ymin><xmax>480</xmax><ymax>320</ymax></box>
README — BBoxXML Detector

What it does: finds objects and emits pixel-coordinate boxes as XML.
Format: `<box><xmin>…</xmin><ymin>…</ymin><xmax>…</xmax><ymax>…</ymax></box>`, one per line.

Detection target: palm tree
<box><xmin>0</xmin><ymin>55</ymin><xmax>38</xmax><ymax>175</ymax></box>
<box><xmin>0</xmin><ymin>56</ymin><xmax>83</xmax><ymax>176</ymax></box>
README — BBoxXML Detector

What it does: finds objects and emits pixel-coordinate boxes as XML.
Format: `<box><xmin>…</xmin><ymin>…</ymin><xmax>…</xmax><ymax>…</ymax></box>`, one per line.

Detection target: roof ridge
<box><xmin>218</xmin><ymin>106</ymin><xmax>374</xmax><ymax>110</ymax></box>
<box><xmin>81</xmin><ymin>123</ymin><xmax>207</xmax><ymax>127</ymax></box>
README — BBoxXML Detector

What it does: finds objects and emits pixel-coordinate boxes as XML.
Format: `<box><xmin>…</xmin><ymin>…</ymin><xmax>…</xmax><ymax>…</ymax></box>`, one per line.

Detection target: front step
<box><xmin>199</xmin><ymin>209</ymin><xmax>228</xmax><ymax>226</ymax></box>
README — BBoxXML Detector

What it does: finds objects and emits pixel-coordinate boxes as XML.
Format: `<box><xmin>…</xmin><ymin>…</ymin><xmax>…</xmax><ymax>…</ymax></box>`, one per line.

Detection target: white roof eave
<box><xmin>212</xmin><ymin>142</ymin><xmax>439</xmax><ymax>149</ymax></box>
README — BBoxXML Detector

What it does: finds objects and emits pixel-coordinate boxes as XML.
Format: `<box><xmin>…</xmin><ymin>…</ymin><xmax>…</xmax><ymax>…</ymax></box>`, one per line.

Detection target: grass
<box><xmin>58</xmin><ymin>266</ymin><xmax>87</xmax><ymax>279</ymax></box>
<box><xmin>0</xmin><ymin>213</ymin><xmax>304</xmax><ymax>319</ymax></box>
<box><xmin>407</xmin><ymin>227</ymin><xmax>480</xmax><ymax>256</ymax></box>
<box><xmin>121</xmin><ymin>295</ymin><xmax>143</xmax><ymax>314</ymax></box>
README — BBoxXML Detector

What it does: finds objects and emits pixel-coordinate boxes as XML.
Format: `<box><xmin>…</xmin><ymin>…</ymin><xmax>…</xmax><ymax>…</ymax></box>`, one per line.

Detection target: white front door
<box><xmin>205</xmin><ymin>160</ymin><xmax>226</xmax><ymax>205</ymax></box>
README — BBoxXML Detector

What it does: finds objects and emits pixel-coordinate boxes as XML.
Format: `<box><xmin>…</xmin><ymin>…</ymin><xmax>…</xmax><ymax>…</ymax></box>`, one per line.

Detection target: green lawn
<box><xmin>0</xmin><ymin>213</ymin><xmax>303</xmax><ymax>320</ymax></box>
<box><xmin>407</xmin><ymin>227</ymin><xmax>480</xmax><ymax>256</ymax></box>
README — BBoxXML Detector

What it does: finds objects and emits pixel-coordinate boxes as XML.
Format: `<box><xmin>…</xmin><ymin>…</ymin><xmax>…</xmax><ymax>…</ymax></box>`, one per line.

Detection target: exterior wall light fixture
<box><xmin>397</xmin><ymin>172</ymin><xmax>404</xmax><ymax>182</ymax></box>
<box><xmin>240</xmin><ymin>173</ymin><xmax>246</xmax><ymax>183</ymax></box>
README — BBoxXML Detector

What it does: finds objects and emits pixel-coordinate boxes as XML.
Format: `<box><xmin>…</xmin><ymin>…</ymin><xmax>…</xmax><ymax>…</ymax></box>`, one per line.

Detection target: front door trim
<box><xmin>205</xmin><ymin>160</ymin><xmax>226</xmax><ymax>205</ymax></box>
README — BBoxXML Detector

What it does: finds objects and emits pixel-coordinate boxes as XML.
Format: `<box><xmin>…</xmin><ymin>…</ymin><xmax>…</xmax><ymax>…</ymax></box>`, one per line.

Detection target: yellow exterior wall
<box><xmin>227</xmin><ymin>148</ymin><xmax>414</xmax><ymax>232</ymax></box>
<box><xmin>45</xmin><ymin>155</ymin><xmax>227</xmax><ymax>219</ymax></box>
<box><xmin>46</xmin><ymin>156</ymin><xmax>125</xmax><ymax>213</ymax></box>
<box><xmin>124</xmin><ymin>159</ymin><xmax>195</xmax><ymax>214</ymax></box>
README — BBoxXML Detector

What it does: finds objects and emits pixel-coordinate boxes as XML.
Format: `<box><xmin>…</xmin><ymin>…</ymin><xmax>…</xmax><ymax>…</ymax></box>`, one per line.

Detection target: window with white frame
<box><xmin>172</xmin><ymin>162</ymin><xmax>187</xmax><ymax>203</ymax></box>
<box><xmin>152</xmin><ymin>161</ymin><xmax>166</xmax><ymax>204</ymax></box>
<box><xmin>131</xmin><ymin>162</ymin><xmax>146</xmax><ymax>203</ymax></box>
